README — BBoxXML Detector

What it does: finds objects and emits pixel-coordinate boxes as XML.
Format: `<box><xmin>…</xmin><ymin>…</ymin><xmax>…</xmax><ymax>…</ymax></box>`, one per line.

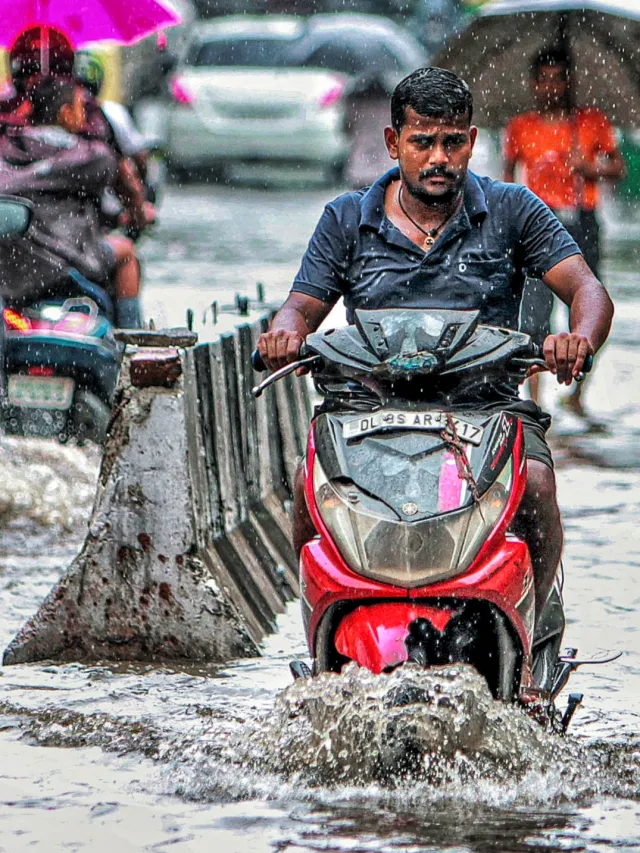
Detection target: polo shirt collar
<box><xmin>464</xmin><ymin>171</ymin><xmax>488</xmax><ymax>220</ymax></box>
<box><xmin>359</xmin><ymin>167</ymin><xmax>488</xmax><ymax>231</ymax></box>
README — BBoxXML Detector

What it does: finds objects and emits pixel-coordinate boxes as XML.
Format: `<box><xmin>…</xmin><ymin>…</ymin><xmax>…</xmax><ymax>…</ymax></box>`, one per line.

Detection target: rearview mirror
<box><xmin>0</xmin><ymin>197</ymin><xmax>32</xmax><ymax>239</ymax></box>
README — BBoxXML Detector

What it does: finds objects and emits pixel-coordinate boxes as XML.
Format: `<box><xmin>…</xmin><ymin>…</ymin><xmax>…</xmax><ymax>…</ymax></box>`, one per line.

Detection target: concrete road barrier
<box><xmin>3</xmin><ymin>312</ymin><xmax>310</xmax><ymax>665</ymax></box>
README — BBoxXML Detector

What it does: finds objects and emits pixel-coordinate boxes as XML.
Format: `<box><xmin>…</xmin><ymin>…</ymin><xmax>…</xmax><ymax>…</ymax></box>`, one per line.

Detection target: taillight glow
<box><xmin>27</xmin><ymin>366</ymin><xmax>55</xmax><ymax>377</ymax></box>
<box><xmin>170</xmin><ymin>76</ymin><xmax>196</xmax><ymax>105</ymax></box>
<box><xmin>318</xmin><ymin>82</ymin><xmax>344</xmax><ymax>109</ymax></box>
<box><xmin>3</xmin><ymin>308</ymin><xmax>31</xmax><ymax>332</ymax></box>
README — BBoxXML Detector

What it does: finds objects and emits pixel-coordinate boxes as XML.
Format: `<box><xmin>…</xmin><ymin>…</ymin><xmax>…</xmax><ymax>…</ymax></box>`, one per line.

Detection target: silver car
<box><xmin>165</xmin><ymin>14</ymin><xmax>426</xmax><ymax>180</ymax></box>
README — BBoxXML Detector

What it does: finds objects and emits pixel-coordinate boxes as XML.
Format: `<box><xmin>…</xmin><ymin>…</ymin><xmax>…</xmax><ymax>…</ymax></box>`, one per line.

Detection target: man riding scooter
<box><xmin>0</xmin><ymin>75</ymin><xmax>142</xmax><ymax>328</ymax></box>
<box><xmin>258</xmin><ymin>68</ymin><xmax>614</xmax><ymax>640</ymax></box>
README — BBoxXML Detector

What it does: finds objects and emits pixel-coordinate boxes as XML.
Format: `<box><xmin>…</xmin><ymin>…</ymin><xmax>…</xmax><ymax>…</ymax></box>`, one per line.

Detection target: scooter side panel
<box><xmin>6</xmin><ymin>333</ymin><xmax>121</xmax><ymax>400</ymax></box>
<box><xmin>303</xmin><ymin>535</ymin><xmax>534</xmax><ymax>665</ymax></box>
<box><xmin>301</xmin><ymin>535</ymin><xmax>409</xmax><ymax>647</ymax></box>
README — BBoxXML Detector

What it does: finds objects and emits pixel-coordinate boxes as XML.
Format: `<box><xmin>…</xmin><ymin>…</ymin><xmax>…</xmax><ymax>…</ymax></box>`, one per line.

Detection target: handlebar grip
<box><xmin>575</xmin><ymin>353</ymin><xmax>594</xmax><ymax>383</ymax></box>
<box><xmin>251</xmin><ymin>344</ymin><xmax>309</xmax><ymax>372</ymax></box>
<box><xmin>251</xmin><ymin>349</ymin><xmax>266</xmax><ymax>372</ymax></box>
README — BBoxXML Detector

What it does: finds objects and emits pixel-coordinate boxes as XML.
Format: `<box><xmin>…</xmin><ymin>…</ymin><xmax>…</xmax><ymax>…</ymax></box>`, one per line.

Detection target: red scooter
<box><xmin>253</xmin><ymin>308</ymin><xmax>609</xmax><ymax>730</ymax></box>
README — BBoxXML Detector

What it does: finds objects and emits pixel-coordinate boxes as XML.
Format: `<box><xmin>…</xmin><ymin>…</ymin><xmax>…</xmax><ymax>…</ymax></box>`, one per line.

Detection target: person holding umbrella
<box><xmin>503</xmin><ymin>46</ymin><xmax>624</xmax><ymax>415</ymax></box>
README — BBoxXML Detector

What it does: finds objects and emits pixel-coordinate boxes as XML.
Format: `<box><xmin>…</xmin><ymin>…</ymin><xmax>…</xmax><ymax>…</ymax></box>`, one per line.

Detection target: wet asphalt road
<box><xmin>0</xmin><ymin>180</ymin><xmax>639</xmax><ymax>852</ymax></box>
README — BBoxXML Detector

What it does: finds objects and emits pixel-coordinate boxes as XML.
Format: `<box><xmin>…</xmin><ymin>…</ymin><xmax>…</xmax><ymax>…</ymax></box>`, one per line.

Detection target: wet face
<box><xmin>59</xmin><ymin>86</ymin><xmax>86</xmax><ymax>133</ymax></box>
<box><xmin>533</xmin><ymin>63</ymin><xmax>569</xmax><ymax>111</ymax></box>
<box><xmin>384</xmin><ymin>108</ymin><xmax>477</xmax><ymax>204</ymax></box>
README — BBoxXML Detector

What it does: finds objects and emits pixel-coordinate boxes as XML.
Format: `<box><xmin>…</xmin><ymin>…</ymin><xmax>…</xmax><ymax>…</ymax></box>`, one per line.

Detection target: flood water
<box><xmin>1</xmin><ymin>180</ymin><xmax>639</xmax><ymax>852</ymax></box>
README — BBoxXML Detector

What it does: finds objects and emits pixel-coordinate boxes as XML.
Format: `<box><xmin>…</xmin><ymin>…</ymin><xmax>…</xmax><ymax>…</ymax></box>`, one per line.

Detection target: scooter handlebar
<box><xmin>518</xmin><ymin>344</ymin><xmax>593</xmax><ymax>382</ymax></box>
<box><xmin>251</xmin><ymin>346</ymin><xmax>594</xmax><ymax>383</ymax></box>
<box><xmin>574</xmin><ymin>353</ymin><xmax>594</xmax><ymax>381</ymax></box>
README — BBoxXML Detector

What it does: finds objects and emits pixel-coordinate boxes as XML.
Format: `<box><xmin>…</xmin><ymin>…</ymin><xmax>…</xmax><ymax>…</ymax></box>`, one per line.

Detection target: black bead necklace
<box><xmin>397</xmin><ymin>185</ymin><xmax>461</xmax><ymax>250</ymax></box>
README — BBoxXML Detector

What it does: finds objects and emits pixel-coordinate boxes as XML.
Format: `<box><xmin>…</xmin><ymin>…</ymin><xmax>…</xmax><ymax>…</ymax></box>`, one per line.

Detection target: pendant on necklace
<box><xmin>424</xmin><ymin>235</ymin><xmax>435</xmax><ymax>248</ymax></box>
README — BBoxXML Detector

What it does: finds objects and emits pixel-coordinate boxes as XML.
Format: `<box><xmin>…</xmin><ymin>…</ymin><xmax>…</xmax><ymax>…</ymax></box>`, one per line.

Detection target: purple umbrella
<box><xmin>0</xmin><ymin>0</ymin><xmax>181</xmax><ymax>51</ymax></box>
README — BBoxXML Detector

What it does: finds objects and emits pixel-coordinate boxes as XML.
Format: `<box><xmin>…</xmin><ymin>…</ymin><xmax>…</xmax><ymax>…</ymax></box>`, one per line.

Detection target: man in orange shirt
<box><xmin>504</xmin><ymin>47</ymin><xmax>624</xmax><ymax>415</ymax></box>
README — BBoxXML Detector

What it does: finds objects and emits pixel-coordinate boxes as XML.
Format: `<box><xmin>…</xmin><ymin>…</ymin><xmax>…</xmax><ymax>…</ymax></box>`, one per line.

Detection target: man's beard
<box><xmin>401</xmin><ymin>165</ymin><xmax>465</xmax><ymax>205</ymax></box>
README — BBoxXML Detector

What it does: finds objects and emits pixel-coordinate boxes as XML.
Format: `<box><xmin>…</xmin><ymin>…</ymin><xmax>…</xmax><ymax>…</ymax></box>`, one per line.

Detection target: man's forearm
<box><xmin>259</xmin><ymin>293</ymin><xmax>332</xmax><ymax>369</ymax></box>
<box><xmin>569</xmin><ymin>281</ymin><xmax>614</xmax><ymax>352</ymax></box>
<box><xmin>114</xmin><ymin>158</ymin><xmax>146</xmax><ymax>227</ymax></box>
<box><xmin>597</xmin><ymin>151</ymin><xmax>625</xmax><ymax>180</ymax></box>
<box><xmin>270</xmin><ymin>304</ymin><xmax>317</xmax><ymax>338</ymax></box>
<box><xmin>270</xmin><ymin>292</ymin><xmax>332</xmax><ymax>337</ymax></box>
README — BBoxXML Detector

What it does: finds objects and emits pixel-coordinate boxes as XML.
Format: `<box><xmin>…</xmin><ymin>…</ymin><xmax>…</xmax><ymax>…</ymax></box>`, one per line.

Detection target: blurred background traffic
<box><xmin>3</xmin><ymin>0</ymin><xmax>633</xmax><ymax>199</ymax></box>
<box><xmin>1</xmin><ymin>0</ymin><xmax>640</xmax><ymax>433</ymax></box>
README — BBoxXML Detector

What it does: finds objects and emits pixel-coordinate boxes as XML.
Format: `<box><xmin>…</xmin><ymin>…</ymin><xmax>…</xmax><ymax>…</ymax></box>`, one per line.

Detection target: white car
<box><xmin>165</xmin><ymin>14</ymin><xmax>426</xmax><ymax>181</ymax></box>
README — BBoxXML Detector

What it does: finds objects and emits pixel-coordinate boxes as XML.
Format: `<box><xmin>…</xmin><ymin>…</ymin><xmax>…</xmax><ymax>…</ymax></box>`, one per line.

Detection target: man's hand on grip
<box><xmin>257</xmin><ymin>329</ymin><xmax>304</xmax><ymax>372</ymax></box>
<box><xmin>542</xmin><ymin>332</ymin><xmax>594</xmax><ymax>385</ymax></box>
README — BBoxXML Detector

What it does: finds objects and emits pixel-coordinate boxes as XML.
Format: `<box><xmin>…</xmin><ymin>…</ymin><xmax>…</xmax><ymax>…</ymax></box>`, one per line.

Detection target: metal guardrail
<box><xmin>3</xmin><ymin>312</ymin><xmax>311</xmax><ymax>664</ymax></box>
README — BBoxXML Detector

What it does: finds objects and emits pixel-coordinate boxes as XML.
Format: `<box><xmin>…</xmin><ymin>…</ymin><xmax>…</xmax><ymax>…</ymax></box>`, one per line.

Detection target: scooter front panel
<box><xmin>308</xmin><ymin>412</ymin><xmax>524</xmax><ymax>589</ymax></box>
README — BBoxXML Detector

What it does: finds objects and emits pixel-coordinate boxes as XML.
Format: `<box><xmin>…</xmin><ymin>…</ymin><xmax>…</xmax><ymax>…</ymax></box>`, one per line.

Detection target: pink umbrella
<box><xmin>0</xmin><ymin>0</ymin><xmax>181</xmax><ymax>51</ymax></box>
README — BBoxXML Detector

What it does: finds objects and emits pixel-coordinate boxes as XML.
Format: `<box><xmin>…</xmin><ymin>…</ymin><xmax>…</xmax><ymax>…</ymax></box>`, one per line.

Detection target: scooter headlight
<box><xmin>313</xmin><ymin>455</ymin><xmax>379</xmax><ymax>573</ymax></box>
<box><xmin>313</xmin><ymin>453</ymin><xmax>513</xmax><ymax>589</ymax></box>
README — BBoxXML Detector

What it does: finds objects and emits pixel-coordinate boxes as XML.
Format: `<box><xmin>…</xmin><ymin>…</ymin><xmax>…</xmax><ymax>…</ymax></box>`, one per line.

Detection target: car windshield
<box><xmin>292</xmin><ymin>38</ymin><xmax>401</xmax><ymax>75</ymax></box>
<box><xmin>184</xmin><ymin>29</ymin><xmax>424</xmax><ymax>75</ymax></box>
<box><xmin>284</xmin><ymin>29</ymin><xmax>425</xmax><ymax>76</ymax></box>
<box><xmin>186</xmin><ymin>36</ymin><xmax>296</xmax><ymax>68</ymax></box>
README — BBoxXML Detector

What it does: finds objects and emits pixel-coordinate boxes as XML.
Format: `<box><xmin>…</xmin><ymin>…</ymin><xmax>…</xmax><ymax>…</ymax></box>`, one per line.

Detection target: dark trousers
<box><xmin>519</xmin><ymin>209</ymin><xmax>601</xmax><ymax>346</ymax></box>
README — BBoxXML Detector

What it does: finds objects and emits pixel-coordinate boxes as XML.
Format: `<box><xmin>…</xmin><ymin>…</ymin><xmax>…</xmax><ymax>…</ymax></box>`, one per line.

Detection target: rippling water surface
<box><xmin>0</xmin><ymin>184</ymin><xmax>639</xmax><ymax>852</ymax></box>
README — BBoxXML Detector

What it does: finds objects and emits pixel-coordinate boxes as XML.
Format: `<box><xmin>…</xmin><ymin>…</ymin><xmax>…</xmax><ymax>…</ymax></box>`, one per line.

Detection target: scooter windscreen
<box><xmin>310</xmin><ymin>407</ymin><xmax>522</xmax><ymax>589</ymax></box>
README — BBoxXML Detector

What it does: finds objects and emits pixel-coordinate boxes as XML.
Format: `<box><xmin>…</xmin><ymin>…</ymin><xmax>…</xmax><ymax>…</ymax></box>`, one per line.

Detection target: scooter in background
<box><xmin>0</xmin><ymin>196</ymin><xmax>122</xmax><ymax>444</ymax></box>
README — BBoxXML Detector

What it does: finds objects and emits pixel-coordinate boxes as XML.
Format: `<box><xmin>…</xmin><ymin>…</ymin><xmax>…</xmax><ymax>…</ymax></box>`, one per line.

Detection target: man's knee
<box><xmin>107</xmin><ymin>234</ymin><xmax>135</xmax><ymax>265</ymax></box>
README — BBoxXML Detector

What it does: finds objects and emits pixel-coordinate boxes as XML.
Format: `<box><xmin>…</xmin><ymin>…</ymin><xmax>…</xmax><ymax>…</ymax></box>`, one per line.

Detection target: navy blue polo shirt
<box><xmin>291</xmin><ymin>168</ymin><xmax>580</xmax><ymax>329</ymax></box>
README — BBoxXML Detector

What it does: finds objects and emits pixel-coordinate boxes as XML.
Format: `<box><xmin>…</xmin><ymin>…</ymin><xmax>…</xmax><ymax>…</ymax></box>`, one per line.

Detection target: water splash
<box><xmin>239</xmin><ymin>664</ymin><xmax>639</xmax><ymax>804</ymax></box>
<box><xmin>0</xmin><ymin>436</ymin><xmax>99</xmax><ymax>534</ymax></box>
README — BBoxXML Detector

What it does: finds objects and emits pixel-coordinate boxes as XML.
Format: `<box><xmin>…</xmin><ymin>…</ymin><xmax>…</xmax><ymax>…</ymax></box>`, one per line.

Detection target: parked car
<box><xmin>287</xmin><ymin>13</ymin><xmax>427</xmax><ymax>80</ymax></box>
<box><xmin>410</xmin><ymin>0</ymin><xmax>467</xmax><ymax>59</ymax></box>
<box><xmin>165</xmin><ymin>14</ymin><xmax>427</xmax><ymax>182</ymax></box>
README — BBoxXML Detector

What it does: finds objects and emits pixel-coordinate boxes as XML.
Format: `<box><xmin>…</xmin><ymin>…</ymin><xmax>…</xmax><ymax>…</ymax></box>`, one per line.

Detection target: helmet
<box><xmin>10</xmin><ymin>27</ymin><xmax>75</xmax><ymax>84</ymax></box>
<box><xmin>74</xmin><ymin>50</ymin><xmax>105</xmax><ymax>98</ymax></box>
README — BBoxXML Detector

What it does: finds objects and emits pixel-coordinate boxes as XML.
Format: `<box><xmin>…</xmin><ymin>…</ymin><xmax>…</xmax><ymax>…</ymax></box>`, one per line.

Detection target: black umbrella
<box><xmin>435</xmin><ymin>0</ymin><xmax>640</xmax><ymax>127</ymax></box>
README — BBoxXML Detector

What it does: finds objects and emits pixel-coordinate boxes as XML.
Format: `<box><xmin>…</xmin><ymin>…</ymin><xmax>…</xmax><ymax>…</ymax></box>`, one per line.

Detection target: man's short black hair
<box><xmin>391</xmin><ymin>67</ymin><xmax>473</xmax><ymax>132</ymax></box>
<box><xmin>531</xmin><ymin>47</ymin><xmax>570</xmax><ymax>79</ymax></box>
<box><xmin>29</xmin><ymin>76</ymin><xmax>77</xmax><ymax>125</ymax></box>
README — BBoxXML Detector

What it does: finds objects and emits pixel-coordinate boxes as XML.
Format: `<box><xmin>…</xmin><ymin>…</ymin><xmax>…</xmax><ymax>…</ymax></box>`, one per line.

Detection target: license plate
<box><xmin>342</xmin><ymin>410</ymin><xmax>485</xmax><ymax>445</ymax></box>
<box><xmin>7</xmin><ymin>375</ymin><xmax>75</xmax><ymax>410</ymax></box>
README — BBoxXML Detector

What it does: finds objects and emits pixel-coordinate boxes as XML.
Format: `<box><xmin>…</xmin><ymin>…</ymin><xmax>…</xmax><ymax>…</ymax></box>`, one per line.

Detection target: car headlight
<box><xmin>313</xmin><ymin>453</ymin><xmax>512</xmax><ymax>589</ymax></box>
